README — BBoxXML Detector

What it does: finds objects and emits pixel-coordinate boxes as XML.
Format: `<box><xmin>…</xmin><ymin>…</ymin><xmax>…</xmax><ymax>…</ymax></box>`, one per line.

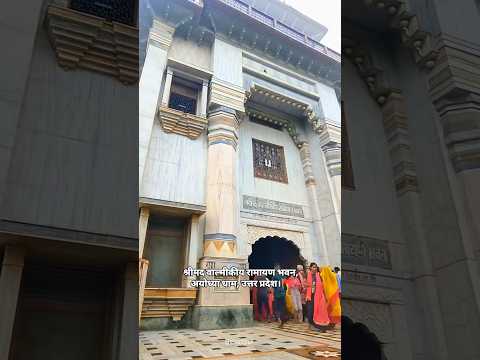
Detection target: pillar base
<box><xmin>191</xmin><ymin>305</ymin><xmax>253</xmax><ymax>330</ymax></box>
<box><xmin>140</xmin><ymin>311</ymin><xmax>193</xmax><ymax>331</ymax></box>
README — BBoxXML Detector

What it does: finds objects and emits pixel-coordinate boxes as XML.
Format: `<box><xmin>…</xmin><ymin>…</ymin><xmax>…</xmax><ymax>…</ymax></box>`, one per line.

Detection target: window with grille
<box><xmin>168</xmin><ymin>77</ymin><xmax>199</xmax><ymax>115</ymax></box>
<box><xmin>252</xmin><ymin>139</ymin><xmax>288</xmax><ymax>183</ymax></box>
<box><xmin>341</xmin><ymin>101</ymin><xmax>355</xmax><ymax>189</ymax></box>
<box><xmin>70</xmin><ymin>0</ymin><xmax>136</xmax><ymax>26</ymax></box>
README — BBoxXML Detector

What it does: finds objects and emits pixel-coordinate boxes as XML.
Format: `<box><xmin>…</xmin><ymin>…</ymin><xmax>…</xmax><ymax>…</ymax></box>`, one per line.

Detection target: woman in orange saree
<box><xmin>305</xmin><ymin>263</ymin><xmax>330</xmax><ymax>330</ymax></box>
<box><xmin>320</xmin><ymin>266</ymin><xmax>341</xmax><ymax>325</ymax></box>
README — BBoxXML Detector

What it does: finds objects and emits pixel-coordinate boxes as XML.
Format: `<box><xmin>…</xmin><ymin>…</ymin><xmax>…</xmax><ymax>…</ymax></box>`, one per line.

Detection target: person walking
<box><xmin>272</xmin><ymin>264</ymin><xmax>289</xmax><ymax>328</ymax></box>
<box><xmin>296</xmin><ymin>264</ymin><xmax>307</xmax><ymax>322</ymax></box>
<box><xmin>288</xmin><ymin>271</ymin><xmax>303</xmax><ymax>322</ymax></box>
<box><xmin>321</xmin><ymin>266</ymin><xmax>341</xmax><ymax>327</ymax></box>
<box><xmin>305</xmin><ymin>262</ymin><xmax>330</xmax><ymax>331</ymax></box>
<box><xmin>256</xmin><ymin>274</ymin><xmax>268</xmax><ymax>321</ymax></box>
<box><xmin>334</xmin><ymin>266</ymin><xmax>341</xmax><ymax>297</ymax></box>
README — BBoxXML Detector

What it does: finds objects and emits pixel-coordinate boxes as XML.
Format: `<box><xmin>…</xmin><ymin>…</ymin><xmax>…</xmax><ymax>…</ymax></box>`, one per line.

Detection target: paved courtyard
<box><xmin>140</xmin><ymin>321</ymin><xmax>341</xmax><ymax>359</ymax></box>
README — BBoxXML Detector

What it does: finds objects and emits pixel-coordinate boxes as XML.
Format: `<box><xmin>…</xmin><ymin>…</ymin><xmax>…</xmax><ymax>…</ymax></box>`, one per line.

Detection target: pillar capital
<box><xmin>428</xmin><ymin>36</ymin><xmax>480</xmax><ymax>172</ymax></box>
<box><xmin>2</xmin><ymin>245</ymin><xmax>25</xmax><ymax>267</ymax></box>
<box><xmin>148</xmin><ymin>19</ymin><xmax>174</xmax><ymax>50</ymax></box>
<box><xmin>322</xmin><ymin>143</ymin><xmax>341</xmax><ymax>178</ymax></box>
<box><xmin>207</xmin><ymin>106</ymin><xmax>240</xmax><ymax>149</ymax></box>
<box><xmin>299</xmin><ymin>142</ymin><xmax>316</xmax><ymax>186</ymax></box>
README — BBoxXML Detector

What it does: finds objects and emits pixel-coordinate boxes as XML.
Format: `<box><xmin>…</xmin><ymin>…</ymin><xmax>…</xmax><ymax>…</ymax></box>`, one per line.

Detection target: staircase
<box><xmin>141</xmin><ymin>288</ymin><xmax>197</xmax><ymax>321</ymax></box>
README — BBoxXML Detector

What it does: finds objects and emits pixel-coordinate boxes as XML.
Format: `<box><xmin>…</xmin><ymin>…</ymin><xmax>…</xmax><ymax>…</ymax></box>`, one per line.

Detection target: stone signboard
<box><xmin>243</xmin><ymin>195</ymin><xmax>304</xmax><ymax>218</ymax></box>
<box><xmin>342</xmin><ymin>234</ymin><xmax>392</xmax><ymax>270</ymax></box>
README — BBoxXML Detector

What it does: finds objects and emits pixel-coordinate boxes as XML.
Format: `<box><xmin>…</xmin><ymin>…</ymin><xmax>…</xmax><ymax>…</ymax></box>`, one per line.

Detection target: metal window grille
<box><xmin>169</xmin><ymin>93</ymin><xmax>197</xmax><ymax>115</ymax></box>
<box><xmin>252</xmin><ymin>139</ymin><xmax>288</xmax><ymax>183</ymax></box>
<box><xmin>70</xmin><ymin>0</ymin><xmax>135</xmax><ymax>26</ymax></box>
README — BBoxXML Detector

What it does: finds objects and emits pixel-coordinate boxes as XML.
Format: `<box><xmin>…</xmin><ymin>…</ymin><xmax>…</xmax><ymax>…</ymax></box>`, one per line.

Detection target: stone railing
<box><xmin>216</xmin><ymin>0</ymin><xmax>340</xmax><ymax>62</ymax></box>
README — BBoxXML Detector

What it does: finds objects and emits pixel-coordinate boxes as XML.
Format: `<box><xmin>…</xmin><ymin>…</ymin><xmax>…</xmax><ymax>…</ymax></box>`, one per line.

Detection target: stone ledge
<box><xmin>45</xmin><ymin>5</ymin><xmax>138</xmax><ymax>84</ymax></box>
<box><xmin>158</xmin><ymin>106</ymin><xmax>208</xmax><ymax>139</ymax></box>
<box><xmin>210</xmin><ymin>80</ymin><xmax>245</xmax><ymax>113</ymax></box>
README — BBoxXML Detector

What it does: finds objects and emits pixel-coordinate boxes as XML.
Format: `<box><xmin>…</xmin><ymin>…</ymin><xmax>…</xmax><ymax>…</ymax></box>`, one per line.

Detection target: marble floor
<box><xmin>140</xmin><ymin>321</ymin><xmax>341</xmax><ymax>359</ymax></box>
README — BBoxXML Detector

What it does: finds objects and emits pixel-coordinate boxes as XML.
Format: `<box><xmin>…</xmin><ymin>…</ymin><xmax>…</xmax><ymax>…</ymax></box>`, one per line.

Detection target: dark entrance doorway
<box><xmin>342</xmin><ymin>316</ymin><xmax>387</xmax><ymax>360</ymax></box>
<box><xmin>248</xmin><ymin>236</ymin><xmax>306</xmax><ymax>270</ymax></box>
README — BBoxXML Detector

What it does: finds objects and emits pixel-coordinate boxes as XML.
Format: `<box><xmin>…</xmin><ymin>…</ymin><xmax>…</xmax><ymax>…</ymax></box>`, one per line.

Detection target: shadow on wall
<box><xmin>342</xmin><ymin>316</ymin><xmax>387</xmax><ymax>360</ymax></box>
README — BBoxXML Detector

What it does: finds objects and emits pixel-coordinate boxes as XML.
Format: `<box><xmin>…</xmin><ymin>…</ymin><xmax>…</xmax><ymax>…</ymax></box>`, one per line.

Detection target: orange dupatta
<box><xmin>306</xmin><ymin>271</ymin><xmax>330</xmax><ymax>326</ymax></box>
<box><xmin>320</xmin><ymin>267</ymin><xmax>341</xmax><ymax>324</ymax></box>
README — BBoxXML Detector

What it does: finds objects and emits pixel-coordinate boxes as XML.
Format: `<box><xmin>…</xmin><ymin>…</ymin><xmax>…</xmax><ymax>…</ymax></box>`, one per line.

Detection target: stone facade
<box><xmin>343</xmin><ymin>1</ymin><xmax>480</xmax><ymax>359</ymax></box>
<box><xmin>139</xmin><ymin>0</ymin><xmax>341</xmax><ymax>330</ymax></box>
<box><xmin>0</xmin><ymin>1</ymin><xmax>138</xmax><ymax>359</ymax></box>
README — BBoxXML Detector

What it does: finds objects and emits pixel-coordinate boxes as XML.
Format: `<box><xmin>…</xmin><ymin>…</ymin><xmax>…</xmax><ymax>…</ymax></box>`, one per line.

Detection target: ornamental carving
<box><xmin>342</xmin><ymin>299</ymin><xmax>394</xmax><ymax>344</ymax></box>
<box><xmin>45</xmin><ymin>5</ymin><xmax>138</xmax><ymax>84</ymax></box>
<box><xmin>363</xmin><ymin>0</ymin><xmax>438</xmax><ymax>70</ymax></box>
<box><xmin>246</xmin><ymin>226</ymin><xmax>305</xmax><ymax>251</ymax></box>
<box><xmin>158</xmin><ymin>106</ymin><xmax>208</xmax><ymax>139</ymax></box>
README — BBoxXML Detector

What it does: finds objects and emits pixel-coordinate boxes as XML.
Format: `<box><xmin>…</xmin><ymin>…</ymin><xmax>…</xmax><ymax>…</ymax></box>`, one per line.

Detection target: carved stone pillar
<box><xmin>0</xmin><ymin>246</ymin><xmax>25</xmax><ymax>359</ymax></box>
<box><xmin>118</xmin><ymin>262</ymin><xmax>138</xmax><ymax>360</ymax></box>
<box><xmin>193</xmin><ymin>105</ymin><xmax>251</xmax><ymax>330</ymax></box>
<box><xmin>160</xmin><ymin>67</ymin><xmax>174</xmax><ymax>108</ymax></box>
<box><xmin>381</xmin><ymin>91</ymin><xmax>448</xmax><ymax>359</ymax></box>
<box><xmin>138</xmin><ymin>206</ymin><xmax>150</xmax><ymax>319</ymax></box>
<box><xmin>322</xmin><ymin>143</ymin><xmax>341</xmax><ymax>209</ymax></box>
<box><xmin>299</xmin><ymin>142</ymin><xmax>331</xmax><ymax>266</ymax></box>
<box><xmin>318</xmin><ymin>123</ymin><xmax>341</xmax><ymax>215</ymax></box>
<box><xmin>139</xmin><ymin>20</ymin><xmax>174</xmax><ymax>190</ymax></box>
<box><xmin>203</xmin><ymin>107</ymin><xmax>240</xmax><ymax>257</ymax></box>
<box><xmin>184</xmin><ymin>214</ymin><xmax>200</xmax><ymax>288</ymax></box>
<box><xmin>138</xmin><ymin>207</ymin><xmax>150</xmax><ymax>259</ymax></box>
<box><xmin>428</xmin><ymin>36</ymin><xmax>480</xmax><ymax>335</ymax></box>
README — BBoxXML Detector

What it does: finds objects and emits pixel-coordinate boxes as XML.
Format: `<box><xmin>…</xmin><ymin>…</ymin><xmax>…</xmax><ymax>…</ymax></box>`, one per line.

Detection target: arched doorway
<box><xmin>342</xmin><ymin>316</ymin><xmax>388</xmax><ymax>360</ymax></box>
<box><xmin>248</xmin><ymin>236</ymin><xmax>306</xmax><ymax>271</ymax></box>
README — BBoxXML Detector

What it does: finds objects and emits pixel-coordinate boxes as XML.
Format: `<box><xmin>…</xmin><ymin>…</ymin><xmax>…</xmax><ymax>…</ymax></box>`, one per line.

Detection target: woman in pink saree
<box><xmin>305</xmin><ymin>262</ymin><xmax>330</xmax><ymax>330</ymax></box>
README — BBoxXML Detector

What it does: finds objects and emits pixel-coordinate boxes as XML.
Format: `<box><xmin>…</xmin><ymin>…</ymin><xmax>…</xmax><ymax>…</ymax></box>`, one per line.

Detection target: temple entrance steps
<box><xmin>141</xmin><ymin>288</ymin><xmax>197</xmax><ymax>321</ymax></box>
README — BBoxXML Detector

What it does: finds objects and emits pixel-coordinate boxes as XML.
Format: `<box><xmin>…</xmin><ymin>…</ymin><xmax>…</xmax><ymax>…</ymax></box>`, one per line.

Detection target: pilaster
<box><xmin>0</xmin><ymin>246</ymin><xmax>25</xmax><ymax>360</ymax></box>
<box><xmin>380</xmin><ymin>91</ymin><xmax>449</xmax><ymax>359</ymax></box>
<box><xmin>299</xmin><ymin>142</ymin><xmax>331</xmax><ymax>266</ymax></box>
<box><xmin>118</xmin><ymin>263</ymin><xmax>138</xmax><ymax>360</ymax></box>
<box><xmin>318</xmin><ymin>122</ymin><xmax>342</xmax><ymax>219</ymax></box>
<box><xmin>427</xmin><ymin>35</ymin><xmax>480</xmax><ymax>342</ymax></box>
<box><xmin>139</xmin><ymin>20</ymin><xmax>174</xmax><ymax>192</ymax></box>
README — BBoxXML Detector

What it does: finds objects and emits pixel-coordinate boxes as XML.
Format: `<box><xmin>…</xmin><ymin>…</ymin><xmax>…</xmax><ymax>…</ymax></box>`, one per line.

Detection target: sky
<box><xmin>284</xmin><ymin>0</ymin><xmax>341</xmax><ymax>53</ymax></box>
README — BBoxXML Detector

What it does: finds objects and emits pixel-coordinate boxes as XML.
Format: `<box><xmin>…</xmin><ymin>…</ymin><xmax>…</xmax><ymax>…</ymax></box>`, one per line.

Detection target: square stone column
<box><xmin>193</xmin><ymin>106</ymin><xmax>253</xmax><ymax>330</ymax></box>
<box><xmin>299</xmin><ymin>142</ymin><xmax>331</xmax><ymax>266</ymax></box>
<box><xmin>0</xmin><ymin>245</ymin><xmax>25</xmax><ymax>359</ymax></box>
<box><xmin>139</xmin><ymin>20</ymin><xmax>174</xmax><ymax>190</ymax></box>
<box><xmin>118</xmin><ymin>262</ymin><xmax>138</xmax><ymax>360</ymax></box>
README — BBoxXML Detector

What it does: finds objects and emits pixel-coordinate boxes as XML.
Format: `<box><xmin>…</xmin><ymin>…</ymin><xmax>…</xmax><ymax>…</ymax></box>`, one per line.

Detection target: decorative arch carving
<box><xmin>246</xmin><ymin>225</ymin><xmax>305</xmax><ymax>251</ymax></box>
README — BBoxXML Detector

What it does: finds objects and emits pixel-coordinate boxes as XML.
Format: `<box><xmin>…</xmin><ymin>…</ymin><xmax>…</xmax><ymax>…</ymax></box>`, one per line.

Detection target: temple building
<box><xmin>342</xmin><ymin>0</ymin><xmax>480</xmax><ymax>359</ymax></box>
<box><xmin>138</xmin><ymin>0</ymin><xmax>341</xmax><ymax>330</ymax></box>
<box><xmin>0</xmin><ymin>1</ymin><xmax>138</xmax><ymax>359</ymax></box>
